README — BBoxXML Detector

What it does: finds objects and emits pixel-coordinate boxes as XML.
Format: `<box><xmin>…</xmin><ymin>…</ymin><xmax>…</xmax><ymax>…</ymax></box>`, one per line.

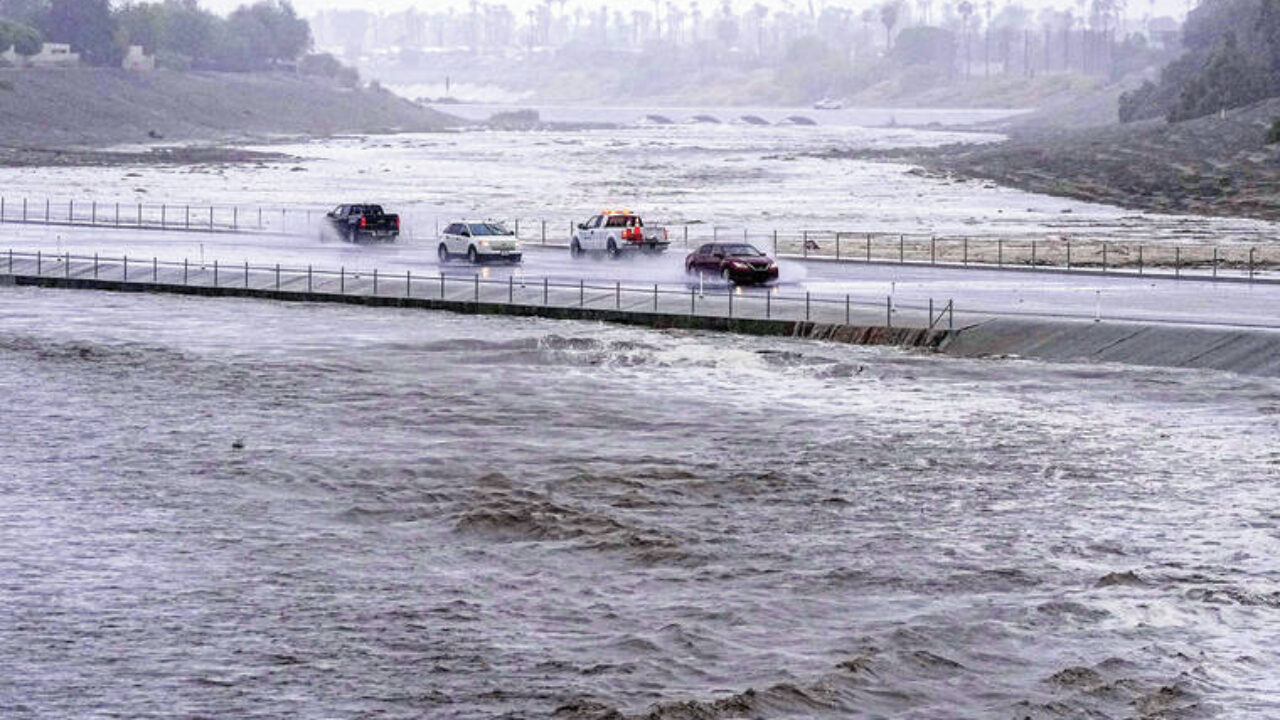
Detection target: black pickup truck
<box><xmin>323</xmin><ymin>204</ymin><xmax>400</xmax><ymax>242</ymax></box>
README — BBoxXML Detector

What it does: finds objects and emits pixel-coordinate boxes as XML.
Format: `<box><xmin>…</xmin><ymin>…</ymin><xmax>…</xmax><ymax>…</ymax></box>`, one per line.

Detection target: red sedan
<box><xmin>685</xmin><ymin>243</ymin><xmax>779</xmax><ymax>285</ymax></box>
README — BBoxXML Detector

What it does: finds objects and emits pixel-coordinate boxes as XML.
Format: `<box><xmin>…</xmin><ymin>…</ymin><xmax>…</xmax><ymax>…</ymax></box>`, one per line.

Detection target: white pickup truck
<box><xmin>570</xmin><ymin>210</ymin><xmax>670</xmax><ymax>258</ymax></box>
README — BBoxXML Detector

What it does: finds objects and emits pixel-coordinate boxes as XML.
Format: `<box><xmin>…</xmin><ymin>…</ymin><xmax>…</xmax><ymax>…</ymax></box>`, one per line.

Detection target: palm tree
<box><xmin>957</xmin><ymin>0</ymin><xmax>974</xmax><ymax>75</ymax></box>
<box><xmin>879</xmin><ymin>1</ymin><xmax>900</xmax><ymax>50</ymax></box>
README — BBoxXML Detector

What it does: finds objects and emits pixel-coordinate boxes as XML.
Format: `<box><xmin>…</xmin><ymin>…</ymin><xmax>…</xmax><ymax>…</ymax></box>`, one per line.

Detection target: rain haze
<box><xmin>1</xmin><ymin>0</ymin><xmax>1278</xmax><ymax>718</ymax></box>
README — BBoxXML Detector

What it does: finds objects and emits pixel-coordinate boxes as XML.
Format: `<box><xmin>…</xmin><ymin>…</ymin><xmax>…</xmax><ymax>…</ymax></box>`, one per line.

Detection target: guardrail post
<box><xmin>1</xmin><ymin>196</ymin><xmax>5</xmax><ymax>223</ymax></box>
<box><xmin>1249</xmin><ymin>247</ymin><xmax>1256</xmax><ymax>281</ymax></box>
<box><xmin>92</xmin><ymin>201</ymin><xmax>97</xmax><ymax>225</ymax></box>
<box><xmin>836</xmin><ymin>232</ymin><xmax>841</xmax><ymax>260</ymax></box>
<box><xmin>949</xmin><ymin>300</ymin><xmax>953</xmax><ymax>331</ymax></box>
<box><xmin>509</xmin><ymin>275</ymin><xmax>514</xmax><ymax>303</ymax></box>
<box><xmin>373</xmin><ymin>268</ymin><xmax>379</xmax><ymax>296</ymax></box>
<box><xmin>886</xmin><ymin>295</ymin><xmax>892</xmax><ymax>329</ymax></box>
<box><xmin>22</xmin><ymin>198</ymin><xmax>27</xmax><ymax>222</ymax></box>
<box><xmin>210</xmin><ymin>207</ymin><xmax>215</xmax><ymax>231</ymax></box>
<box><xmin>615</xmin><ymin>281</ymin><xmax>620</xmax><ymax>309</ymax></box>
<box><xmin>65</xmin><ymin>252</ymin><xmax>69</xmax><ymax>278</ymax></box>
<box><xmin>766</xmin><ymin>291</ymin><xmax>771</xmax><ymax>319</ymax></box>
<box><xmin>1066</xmin><ymin>239</ymin><xmax>1071</xmax><ymax>269</ymax></box>
<box><xmin>36</xmin><ymin>250</ymin><xmax>41</xmax><ymax>276</ymax></box>
<box><xmin>1031</xmin><ymin>241</ymin><xmax>1037</xmax><ymax>267</ymax></box>
<box><xmin>1138</xmin><ymin>245</ymin><xmax>1143</xmax><ymax>276</ymax></box>
<box><xmin>579</xmin><ymin>279</ymin><xmax>584</xmax><ymax>308</ymax></box>
<box><xmin>772</xmin><ymin>229</ymin><xmax>777</xmax><ymax>255</ymax></box>
<box><xmin>728</xmin><ymin>287</ymin><xmax>733</xmax><ymax>318</ymax></box>
<box><xmin>7</xmin><ymin>248</ymin><xmax>11</xmax><ymax>274</ymax></box>
<box><xmin>1212</xmin><ymin>247</ymin><xmax>1218</xmax><ymax>278</ymax></box>
<box><xmin>153</xmin><ymin>257</ymin><xmax>158</xmax><ymax>282</ymax></box>
<box><xmin>244</xmin><ymin>261</ymin><xmax>249</xmax><ymax>289</ymax></box>
<box><xmin>410</xmin><ymin>271</ymin><xmax>415</xmax><ymax>298</ymax></box>
<box><xmin>258</xmin><ymin>207</ymin><xmax>263</xmax><ymax>230</ymax></box>
<box><xmin>684</xmin><ymin>225</ymin><xmax>690</xmax><ymax>248</ymax></box>
<box><xmin>185</xmin><ymin>205</ymin><xmax>190</xmax><ymax>230</ymax></box>
<box><xmin>514</xmin><ymin>219</ymin><xmax>520</xmax><ymax>237</ymax></box>
<box><xmin>439</xmin><ymin>272</ymin><xmax>445</xmax><ymax>299</ymax></box>
<box><xmin>137</xmin><ymin>203</ymin><xmax>142</xmax><ymax>228</ymax></box>
<box><xmin>803</xmin><ymin>231</ymin><xmax>808</xmax><ymax>258</ymax></box>
<box><xmin>233</xmin><ymin>207</ymin><xmax>238</xmax><ymax>231</ymax></box>
<box><xmin>653</xmin><ymin>283</ymin><xmax>658</xmax><ymax>312</ymax></box>
<box><xmin>899</xmin><ymin>234</ymin><xmax>904</xmax><ymax>263</ymax></box>
<box><xmin>212</xmin><ymin>259</ymin><xmax>217</xmax><ymax>287</ymax></box>
<box><xmin>541</xmin><ymin>220</ymin><xmax>546</xmax><ymax>244</ymax></box>
<box><xmin>122</xmin><ymin>254</ymin><xmax>127</xmax><ymax>281</ymax></box>
<box><xmin>69</xmin><ymin>199</ymin><xmax>74</xmax><ymax>224</ymax></box>
<box><xmin>473</xmin><ymin>273</ymin><xmax>479</xmax><ymax>302</ymax></box>
<box><xmin>1102</xmin><ymin>242</ymin><xmax>1108</xmax><ymax>272</ymax></box>
<box><xmin>928</xmin><ymin>298</ymin><xmax>934</xmax><ymax>327</ymax></box>
<box><xmin>845</xmin><ymin>294</ymin><xmax>850</xmax><ymax>325</ymax></box>
<box><xmin>866</xmin><ymin>233</ymin><xmax>871</xmax><ymax>262</ymax></box>
<box><xmin>341</xmin><ymin>267</ymin><xmax>345</xmax><ymax>294</ymax></box>
<box><xmin>544</xmin><ymin>278</ymin><xmax>550</xmax><ymax>305</ymax></box>
<box><xmin>93</xmin><ymin>252</ymin><xmax>98</xmax><ymax>278</ymax></box>
<box><xmin>115</xmin><ymin>203</ymin><xmax>120</xmax><ymax>227</ymax></box>
<box><xmin>44</xmin><ymin>198</ymin><xmax>49</xmax><ymax>223</ymax></box>
<box><xmin>183</xmin><ymin>258</ymin><xmax>187</xmax><ymax>285</ymax></box>
<box><xmin>690</xmin><ymin>286</ymin><xmax>695</xmax><ymax>314</ymax></box>
<box><xmin>161</xmin><ymin>204</ymin><xmax>166</xmax><ymax>229</ymax></box>
<box><xmin>276</xmin><ymin>264</ymin><xmax>280</xmax><ymax>290</ymax></box>
<box><xmin>805</xmin><ymin>292</ymin><xmax>810</xmax><ymax>321</ymax></box>
<box><xmin>281</xmin><ymin>209</ymin><xmax>286</xmax><ymax>232</ymax></box>
<box><xmin>307</xmin><ymin>265</ymin><xmax>312</xmax><ymax>292</ymax></box>
<box><xmin>963</xmin><ymin>237</ymin><xmax>968</xmax><ymax>265</ymax></box>
<box><xmin>997</xmin><ymin>239</ymin><xmax>1003</xmax><ymax>267</ymax></box>
<box><xmin>1175</xmin><ymin>247</ymin><xmax>1181</xmax><ymax>278</ymax></box>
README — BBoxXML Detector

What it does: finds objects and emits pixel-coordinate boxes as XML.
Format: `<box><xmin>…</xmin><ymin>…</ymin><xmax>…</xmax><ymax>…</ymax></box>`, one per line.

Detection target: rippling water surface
<box><xmin>2</xmin><ymin>286</ymin><xmax>1278</xmax><ymax>719</ymax></box>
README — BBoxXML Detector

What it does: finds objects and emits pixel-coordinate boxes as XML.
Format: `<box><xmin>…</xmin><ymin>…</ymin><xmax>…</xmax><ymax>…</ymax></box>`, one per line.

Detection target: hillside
<box><xmin>930</xmin><ymin>96</ymin><xmax>1280</xmax><ymax>219</ymax></box>
<box><xmin>0</xmin><ymin>68</ymin><xmax>459</xmax><ymax>150</ymax></box>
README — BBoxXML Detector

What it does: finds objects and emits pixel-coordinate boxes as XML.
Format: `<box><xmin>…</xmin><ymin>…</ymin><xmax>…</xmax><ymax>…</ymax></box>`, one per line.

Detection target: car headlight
<box><xmin>730</xmin><ymin>261</ymin><xmax>749</xmax><ymax>270</ymax></box>
<box><xmin>478</xmin><ymin>239</ymin><xmax>489</xmax><ymax>247</ymax></box>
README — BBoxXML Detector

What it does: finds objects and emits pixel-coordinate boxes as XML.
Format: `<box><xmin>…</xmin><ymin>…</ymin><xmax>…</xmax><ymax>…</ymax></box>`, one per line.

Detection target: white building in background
<box><xmin>23</xmin><ymin>43</ymin><xmax>80</xmax><ymax>67</ymax></box>
<box><xmin>122</xmin><ymin>45</ymin><xmax>155</xmax><ymax>71</ymax></box>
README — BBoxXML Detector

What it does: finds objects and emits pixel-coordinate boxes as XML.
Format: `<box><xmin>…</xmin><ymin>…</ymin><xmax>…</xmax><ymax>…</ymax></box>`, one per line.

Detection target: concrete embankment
<box><xmin>2</xmin><ymin>273</ymin><xmax>950</xmax><ymax>352</ymax></box>
<box><xmin>6</xmin><ymin>268</ymin><xmax>1279</xmax><ymax>377</ymax></box>
<box><xmin>942</xmin><ymin>317</ymin><xmax>1280</xmax><ymax>376</ymax></box>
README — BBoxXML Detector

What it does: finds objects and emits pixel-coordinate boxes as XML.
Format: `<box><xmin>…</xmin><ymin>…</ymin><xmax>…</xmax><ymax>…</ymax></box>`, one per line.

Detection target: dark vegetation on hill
<box><xmin>1120</xmin><ymin>0</ymin><xmax>1280</xmax><ymax>123</ymax></box>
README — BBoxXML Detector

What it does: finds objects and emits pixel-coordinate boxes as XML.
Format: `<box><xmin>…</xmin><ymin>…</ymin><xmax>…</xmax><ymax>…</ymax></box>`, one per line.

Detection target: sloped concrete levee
<box><xmin>941</xmin><ymin>318</ymin><xmax>1280</xmax><ymax>377</ymax></box>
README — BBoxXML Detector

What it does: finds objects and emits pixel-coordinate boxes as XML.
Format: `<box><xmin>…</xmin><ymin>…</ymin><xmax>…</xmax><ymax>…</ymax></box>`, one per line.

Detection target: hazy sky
<box><xmin>201</xmin><ymin>0</ymin><xmax>1191</xmax><ymax>21</ymax></box>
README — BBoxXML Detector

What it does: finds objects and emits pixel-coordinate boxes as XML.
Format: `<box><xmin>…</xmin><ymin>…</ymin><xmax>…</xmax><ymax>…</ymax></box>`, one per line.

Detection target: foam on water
<box><xmin>2</xmin><ymin>286</ymin><xmax>1278</xmax><ymax>719</ymax></box>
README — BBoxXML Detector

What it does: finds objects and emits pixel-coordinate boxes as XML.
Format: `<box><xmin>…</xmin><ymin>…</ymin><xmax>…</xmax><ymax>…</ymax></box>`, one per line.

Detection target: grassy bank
<box><xmin>0</xmin><ymin>68</ymin><xmax>459</xmax><ymax>156</ymax></box>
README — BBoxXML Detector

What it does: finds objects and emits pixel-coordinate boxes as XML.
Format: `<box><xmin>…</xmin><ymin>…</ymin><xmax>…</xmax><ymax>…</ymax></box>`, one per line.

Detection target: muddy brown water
<box><xmin>1</xmin><ymin>287</ymin><xmax>1278</xmax><ymax>719</ymax></box>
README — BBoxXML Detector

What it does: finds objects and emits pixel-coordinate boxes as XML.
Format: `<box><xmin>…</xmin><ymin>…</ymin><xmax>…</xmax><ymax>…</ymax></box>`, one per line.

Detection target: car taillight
<box><xmin>663</xmin><ymin>228</ymin><xmax>669</xmax><ymax>240</ymax></box>
<box><xmin>394</xmin><ymin>216</ymin><xmax>400</xmax><ymax>229</ymax></box>
<box><xmin>360</xmin><ymin>216</ymin><xmax>367</xmax><ymax>228</ymax></box>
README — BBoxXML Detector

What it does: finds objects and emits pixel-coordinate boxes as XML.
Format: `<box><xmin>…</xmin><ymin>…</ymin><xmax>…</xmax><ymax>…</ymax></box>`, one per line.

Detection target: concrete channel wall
<box><xmin>0</xmin><ymin>258</ymin><xmax>952</xmax><ymax>352</ymax></box>
<box><xmin>5</xmin><ymin>255</ymin><xmax>1279</xmax><ymax>378</ymax></box>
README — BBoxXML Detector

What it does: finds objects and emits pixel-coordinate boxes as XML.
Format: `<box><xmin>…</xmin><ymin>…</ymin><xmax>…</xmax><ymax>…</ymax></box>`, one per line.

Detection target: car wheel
<box><xmin>467</xmin><ymin>246</ymin><xmax>478</xmax><ymax>264</ymax></box>
<box><xmin>606</xmin><ymin>238</ymin><xmax>620</xmax><ymax>259</ymax></box>
<box><xmin>438</xmin><ymin>244</ymin><xmax>450</xmax><ymax>262</ymax></box>
<box><xmin>721</xmin><ymin>267</ymin><xmax>735</xmax><ymax>286</ymax></box>
<box><xmin>570</xmin><ymin>239</ymin><xmax>583</xmax><ymax>258</ymax></box>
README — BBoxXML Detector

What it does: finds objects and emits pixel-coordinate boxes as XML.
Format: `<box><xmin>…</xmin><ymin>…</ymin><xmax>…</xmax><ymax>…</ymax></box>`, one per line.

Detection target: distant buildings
<box><xmin>0</xmin><ymin>42</ymin><xmax>155</xmax><ymax>71</ymax></box>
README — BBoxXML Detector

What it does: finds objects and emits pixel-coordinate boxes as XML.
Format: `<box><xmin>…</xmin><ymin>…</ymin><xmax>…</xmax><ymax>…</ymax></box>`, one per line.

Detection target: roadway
<box><xmin>2</xmin><ymin>222</ymin><xmax>1277</xmax><ymax>330</ymax></box>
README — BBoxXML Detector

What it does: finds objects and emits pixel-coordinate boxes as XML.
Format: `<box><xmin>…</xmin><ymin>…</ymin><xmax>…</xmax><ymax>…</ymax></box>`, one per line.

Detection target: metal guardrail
<box><xmin>2</xmin><ymin>249</ymin><xmax>953</xmax><ymax>331</ymax></box>
<box><xmin>3</xmin><ymin>196</ymin><xmax>1272</xmax><ymax>282</ymax></box>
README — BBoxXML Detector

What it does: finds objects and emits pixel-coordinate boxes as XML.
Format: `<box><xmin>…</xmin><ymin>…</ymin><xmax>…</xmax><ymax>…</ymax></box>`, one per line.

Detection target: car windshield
<box><xmin>722</xmin><ymin>244</ymin><xmax>764</xmax><ymax>257</ymax></box>
<box><xmin>467</xmin><ymin>223</ymin><xmax>510</xmax><ymax>236</ymax></box>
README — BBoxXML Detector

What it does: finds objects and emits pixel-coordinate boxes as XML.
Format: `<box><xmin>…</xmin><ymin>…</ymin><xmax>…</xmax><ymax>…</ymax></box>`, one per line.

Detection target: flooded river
<box><xmin>2</xmin><ymin>286</ymin><xmax>1277</xmax><ymax>718</ymax></box>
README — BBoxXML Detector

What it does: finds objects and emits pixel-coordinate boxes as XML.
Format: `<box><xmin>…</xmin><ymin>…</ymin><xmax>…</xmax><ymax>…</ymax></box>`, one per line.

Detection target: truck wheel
<box><xmin>438</xmin><ymin>244</ymin><xmax>450</xmax><ymax>263</ymax></box>
<box><xmin>606</xmin><ymin>238</ymin><xmax>620</xmax><ymax>259</ymax></box>
<box><xmin>570</xmin><ymin>239</ymin><xmax>583</xmax><ymax>258</ymax></box>
<box><xmin>467</xmin><ymin>246</ymin><xmax>479</xmax><ymax>264</ymax></box>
